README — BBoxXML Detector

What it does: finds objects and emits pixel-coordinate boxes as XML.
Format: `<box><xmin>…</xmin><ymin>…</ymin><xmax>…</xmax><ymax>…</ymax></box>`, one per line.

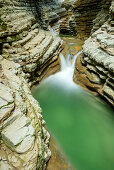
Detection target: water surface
<box><xmin>32</xmin><ymin>43</ymin><xmax>114</xmax><ymax>170</ymax></box>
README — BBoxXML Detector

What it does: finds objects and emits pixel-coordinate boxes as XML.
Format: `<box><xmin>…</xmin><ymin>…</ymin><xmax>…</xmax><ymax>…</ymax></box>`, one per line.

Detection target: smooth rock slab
<box><xmin>0</xmin><ymin>83</ymin><xmax>14</xmax><ymax>107</ymax></box>
<box><xmin>0</xmin><ymin>160</ymin><xmax>13</xmax><ymax>170</ymax></box>
<box><xmin>0</xmin><ymin>83</ymin><xmax>14</xmax><ymax>121</ymax></box>
<box><xmin>1</xmin><ymin>115</ymin><xmax>35</xmax><ymax>153</ymax></box>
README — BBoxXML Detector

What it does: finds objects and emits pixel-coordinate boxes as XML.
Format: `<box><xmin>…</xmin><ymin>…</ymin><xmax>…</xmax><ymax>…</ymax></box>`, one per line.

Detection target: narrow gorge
<box><xmin>0</xmin><ymin>0</ymin><xmax>114</xmax><ymax>170</ymax></box>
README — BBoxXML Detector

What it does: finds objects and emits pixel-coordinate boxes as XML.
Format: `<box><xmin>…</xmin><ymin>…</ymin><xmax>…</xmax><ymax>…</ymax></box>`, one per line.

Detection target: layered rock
<box><xmin>74</xmin><ymin>1</ymin><xmax>114</xmax><ymax>106</ymax></box>
<box><xmin>27</xmin><ymin>0</ymin><xmax>67</xmax><ymax>29</ymax></box>
<box><xmin>59</xmin><ymin>11</ymin><xmax>77</xmax><ymax>35</ymax></box>
<box><xmin>0</xmin><ymin>56</ymin><xmax>51</xmax><ymax>169</ymax></box>
<box><xmin>60</xmin><ymin>0</ymin><xmax>112</xmax><ymax>38</ymax></box>
<box><xmin>41</xmin><ymin>1</ymin><xmax>67</xmax><ymax>27</ymax></box>
<box><xmin>91</xmin><ymin>0</ymin><xmax>112</xmax><ymax>33</ymax></box>
<box><xmin>59</xmin><ymin>1</ymin><xmax>77</xmax><ymax>35</ymax></box>
<box><xmin>0</xmin><ymin>0</ymin><xmax>63</xmax><ymax>86</ymax></box>
<box><xmin>0</xmin><ymin>0</ymin><xmax>64</xmax><ymax>169</ymax></box>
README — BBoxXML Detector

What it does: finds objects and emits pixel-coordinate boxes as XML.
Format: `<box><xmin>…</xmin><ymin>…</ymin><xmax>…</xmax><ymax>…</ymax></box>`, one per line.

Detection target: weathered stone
<box><xmin>0</xmin><ymin>0</ymin><xmax>62</xmax><ymax>86</ymax></box>
<box><xmin>0</xmin><ymin>160</ymin><xmax>13</xmax><ymax>170</ymax></box>
<box><xmin>0</xmin><ymin>83</ymin><xmax>14</xmax><ymax>121</ymax></box>
<box><xmin>23</xmin><ymin>63</ymin><xmax>37</xmax><ymax>73</ymax></box>
<box><xmin>0</xmin><ymin>57</ymin><xmax>50</xmax><ymax>169</ymax></box>
<box><xmin>74</xmin><ymin>1</ymin><xmax>114</xmax><ymax>106</ymax></box>
<box><xmin>103</xmin><ymin>84</ymin><xmax>114</xmax><ymax>100</ymax></box>
<box><xmin>61</xmin><ymin>0</ymin><xmax>112</xmax><ymax>39</ymax></box>
<box><xmin>1</xmin><ymin>115</ymin><xmax>35</xmax><ymax>153</ymax></box>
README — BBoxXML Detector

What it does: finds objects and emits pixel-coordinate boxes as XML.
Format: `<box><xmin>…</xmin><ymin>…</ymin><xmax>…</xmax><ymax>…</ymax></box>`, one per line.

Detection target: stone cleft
<box><xmin>73</xmin><ymin>1</ymin><xmax>114</xmax><ymax>106</ymax></box>
<box><xmin>0</xmin><ymin>0</ymin><xmax>63</xmax><ymax>86</ymax></box>
<box><xmin>60</xmin><ymin>0</ymin><xmax>112</xmax><ymax>39</ymax></box>
<box><xmin>0</xmin><ymin>57</ymin><xmax>51</xmax><ymax>169</ymax></box>
<box><xmin>0</xmin><ymin>0</ymin><xmax>64</xmax><ymax>169</ymax></box>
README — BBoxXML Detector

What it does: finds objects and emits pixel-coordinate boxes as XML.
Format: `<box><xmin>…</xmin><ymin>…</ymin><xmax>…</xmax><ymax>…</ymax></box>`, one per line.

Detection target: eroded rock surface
<box><xmin>74</xmin><ymin>1</ymin><xmax>114</xmax><ymax>106</ymax></box>
<box><xmin>60</xmin><ymin>0</ymin><xmax>112</xmax><ymax>39</ymax></box>
<box><xmin>0</xmin><ymin>0</ymin><xmax>65</xmax><ymax>169</ymax></box>
<box><xmin>0</xmin><ymin>56</ymin><xmax>51</xmax><ymax>170</ymax></box>
<box><xmin>0</xmin><ymin>0</ymin><xmax>63</xmax><ymax>86</ymax></box>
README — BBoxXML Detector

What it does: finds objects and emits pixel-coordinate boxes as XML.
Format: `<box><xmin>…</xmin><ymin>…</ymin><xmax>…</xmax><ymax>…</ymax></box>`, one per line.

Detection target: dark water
<box><xmin>32</xmin><ymin>75</ymin><xmax>114</xmax><ymax>170</ymax></box>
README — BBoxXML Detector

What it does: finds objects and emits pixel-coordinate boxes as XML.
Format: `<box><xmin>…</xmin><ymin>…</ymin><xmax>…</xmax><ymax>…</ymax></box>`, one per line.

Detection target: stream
<box><xmin>32</xmin><ymin>38</ymin><xmax>114</xmax><ymax>170</ymax></box>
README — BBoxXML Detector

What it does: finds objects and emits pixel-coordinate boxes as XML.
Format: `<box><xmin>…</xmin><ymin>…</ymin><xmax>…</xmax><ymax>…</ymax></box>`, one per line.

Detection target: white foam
<box><xmin>40</xmin><ymin>51</ymin><xmax>82</xmax><ymax>90</ymax></box>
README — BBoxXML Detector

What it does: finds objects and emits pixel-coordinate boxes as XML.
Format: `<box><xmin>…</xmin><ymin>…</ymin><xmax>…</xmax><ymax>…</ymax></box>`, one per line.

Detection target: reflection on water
<box><xmin>32</xmin><ymin>51</ymin><xmax>114</xmax><ymax>170</ymax></box>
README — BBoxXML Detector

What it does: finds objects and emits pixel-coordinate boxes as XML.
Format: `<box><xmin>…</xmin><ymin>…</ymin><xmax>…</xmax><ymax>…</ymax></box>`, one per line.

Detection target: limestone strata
<box><xmin>29</xmin><ymin>0</ymin><xmax>67</xmax><ymax>28</ymax></box>
<box><xmin>91</xmin><ymin>0</ymin><xmax>112</xmax><ymax>33</ymax></box>
<box><xmin>60</xmin><ymin>0</ymin><xmax>112</xmax><ymax>38</ymax></box>
<box><xmin>0</xmin><ymin>0</ymin><xmax>63</xmax><ymax>86</ymax></box>
<box><xmin>59</xmin><ymin>11</ymin><xmax>77</xmax><ymax>35</ymax></box>
<box><xmin>0</xmin><ymin>0</ymin><xmax>64</xmax><ymax>169</ymax></box>
<box><xmin>73</xmin><ymin>0</ymin><xmax>112</xmax><ymax>38</ymax></box>
<box><xmin>60</xmin><ymin>0</ymin><xmax>77</xmax><ymax>36</ymax></box>
<box><xmin>0</xmin><ymin>56</ymin><xmax>51</xmax><ymax>169</ymax></box>
<box><xmin>41</xmin><ymin>1</ymin><xmax>67</xmax><ymax>27</ymax></box>
<box><xmin>74</xmin><ymin>1</ymin><xmax>114</xmax><ymax>106</ymax></box>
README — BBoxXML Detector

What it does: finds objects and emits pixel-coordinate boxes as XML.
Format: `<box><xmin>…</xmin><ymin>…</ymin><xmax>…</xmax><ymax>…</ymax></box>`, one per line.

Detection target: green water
<box><xmin>32</xmin><ymin>77</ymin><xmax>114</xmax><ymax>170</ymax></box>
<box><xmin>32</xmin><ymin>35</ymin><xmax>114</xmax><ymax>169</ymax></box>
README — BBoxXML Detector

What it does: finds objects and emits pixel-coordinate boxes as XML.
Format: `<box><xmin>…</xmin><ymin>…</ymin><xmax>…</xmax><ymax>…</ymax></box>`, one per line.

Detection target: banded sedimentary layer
<box><xmin>60</xmin><ymin>0</ymin><xmax>112</xmax><ymax>39</ymax></box>
<box><xmin>74</xmin><ymin>1</ymin><xmax>114</xmax><ymax>106</ymax></box>
<box><xmin>0</xmin><ymin>0</ymin><xmax>63</xmax><ymax>86</ymax></box>
<box><xmin>0</xmin><ymin>55</ymin><xmax>50</xmax><ymax>169</ymax></box>
<box><xmin>0</xmin><ymin>0</ymin><xmax>64</xmax><ymax>169</ymax></box>
<box><xmin>40</xmin><ymin>0</ymin><xmax>67</xmax><ymax>27</ymax></box>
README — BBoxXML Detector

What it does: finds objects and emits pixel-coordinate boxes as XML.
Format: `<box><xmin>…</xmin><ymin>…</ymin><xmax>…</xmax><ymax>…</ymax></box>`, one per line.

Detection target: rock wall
<box><xmin>0</xmin><ymin>0</ymin><xmax>64</xmax><ymax>169</ymax></box>
<box><xmin>0</xmin><ymin>0</ymin><xmax>63</xmax><ymax>86</ymax></box>
<box><xmin>59</xmin><ymin>10</ymin><xmax>77</xmax><ymax>35</ymax></box>
<box><xmin>60</xmin><ymin>0</ymin><xmax>112</xmax><ymax>39</ymax></box>
<box><xmin>40</xmin><ymin>0</ymin><xmax>67</xmax><ymax>27</ymax></box>
<box><xmin>0</xmin><ymin>55</ymin><xmax>51</xmax><ymax>169</ymax></box>
<box><xmin>73</xmin><ymin>1</ymin><xmax>114</xmax><ymax>106</ymax></box>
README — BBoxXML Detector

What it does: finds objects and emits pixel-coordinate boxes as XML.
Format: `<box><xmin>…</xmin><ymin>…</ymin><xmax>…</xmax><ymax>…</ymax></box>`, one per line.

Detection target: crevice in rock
<box><xmin>0</xmin><ymin>43</ymin><xmax>3</xmax><ymax>55</ymax></box>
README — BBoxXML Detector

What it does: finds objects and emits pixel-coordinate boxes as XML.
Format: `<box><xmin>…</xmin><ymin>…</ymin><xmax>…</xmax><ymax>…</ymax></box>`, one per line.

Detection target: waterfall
<box><xmin>39</xmin><ymin>50</ymin><xmax>82</xmax><ymax>89</ymax></box>
<box><xmin>54</xmin><ymin>50</ymin><xmax>82</xmax><ymax>87</ymax></box>
<box><xmin>60</xmin><ymin>50</ymin><xmax>82</xmax><ymax>71</ymax></box>
<box><xmin>59</xmin><ymin>53</ymin><xmax>67</xmax><ymax>70</ymax></box>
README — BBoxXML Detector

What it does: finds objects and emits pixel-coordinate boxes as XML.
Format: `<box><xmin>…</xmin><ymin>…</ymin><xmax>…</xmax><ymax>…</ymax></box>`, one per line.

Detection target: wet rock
<box><xmin>74</xmin><ymin>1</ymin><xmax>114</xmax><ymax>106</ymax></box>
<box><xmin>60</xmin><ymin>0</ymin><xmax>112</xmax><ymax>39</ymax></box>
<box><xmin>0</xmin><ymin>58</ymin><xmax>50</xmax><ymax>169</ymax></box>
<box><xmin>103</xmin><ymin>84</ymin><xmax>114</xmax><ymax>101</ymax></box>
<box><xmin>0</xmin><ymin>0</ymin><xmax>67</xmax><ymax>169</ymax></box>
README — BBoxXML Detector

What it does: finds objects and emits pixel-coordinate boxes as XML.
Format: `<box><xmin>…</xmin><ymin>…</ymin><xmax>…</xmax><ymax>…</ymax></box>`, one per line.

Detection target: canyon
<box><xmin>0</xmin><ymin>0</ymin><xmax>114</xmax><ymax>169</ymax></box>
<box><xmin>73</xmin><ymin>0</ymin><xmax>114</xmax><ymax>106</ymax></box>
<box><xmin>0</xmin><ymin>0</ymin><xmax>64</xmax><ymax>169</ymax></box>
